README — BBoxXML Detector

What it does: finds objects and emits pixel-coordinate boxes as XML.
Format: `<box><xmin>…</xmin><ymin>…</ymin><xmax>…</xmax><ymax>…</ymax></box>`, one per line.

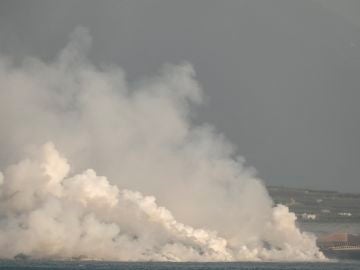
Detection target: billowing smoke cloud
<box><xmin>0</xmin><ymin>28</ymin><xmax>324</xmax><ymax>261</ymax></box>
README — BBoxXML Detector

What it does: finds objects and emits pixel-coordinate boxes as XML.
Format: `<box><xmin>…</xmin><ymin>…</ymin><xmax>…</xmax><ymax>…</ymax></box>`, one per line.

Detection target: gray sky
<box><xmin>0</xmin><ymin>0</ymin><xmax>359</xmax><ymax>192</ymax></box>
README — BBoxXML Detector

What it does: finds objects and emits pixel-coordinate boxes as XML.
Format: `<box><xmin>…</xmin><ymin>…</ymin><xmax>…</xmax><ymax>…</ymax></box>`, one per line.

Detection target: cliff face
<box><xmin>317</xmin><ymin>233</ymin><xmax>360</xmax><ymax>260</ymax></box>
<box><xmin>318</xmin><ymin>232</ymin><xmax>349</xmax><ymax>244</ymax></box>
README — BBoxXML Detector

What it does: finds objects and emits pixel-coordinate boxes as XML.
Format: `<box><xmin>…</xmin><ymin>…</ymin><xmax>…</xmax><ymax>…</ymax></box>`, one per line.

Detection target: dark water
<box><xmin>0</xmin><ymin>261</ymin><xmax>359</xmax><ymax>270</ymax></box>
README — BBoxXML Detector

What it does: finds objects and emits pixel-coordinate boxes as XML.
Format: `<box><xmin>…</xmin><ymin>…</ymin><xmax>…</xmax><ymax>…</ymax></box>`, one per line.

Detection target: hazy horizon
<box><xmin>0</xmin><ymin>0</ymin><xmax>358</xmax><ymax>262</ymax></box>
<box><xmin>1</xmin><ymin>0</ymin><xmax>359</xmax><ymax>192</ymax></box>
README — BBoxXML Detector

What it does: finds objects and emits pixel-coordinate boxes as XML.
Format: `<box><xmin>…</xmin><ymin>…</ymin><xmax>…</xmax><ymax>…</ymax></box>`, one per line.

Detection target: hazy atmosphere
<box><xmin>1</xmin><ymin>0</ymin><xmax>359</xmax><ymax>192</ymax></box>
<box><xmin>0</xmin><ymin>0</ymin><xmax>359</xmax><ymax>263</ymax></box>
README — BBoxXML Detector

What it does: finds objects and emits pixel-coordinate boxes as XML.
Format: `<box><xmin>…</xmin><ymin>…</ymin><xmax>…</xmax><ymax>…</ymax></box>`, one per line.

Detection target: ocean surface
<box><xmin>0</xmin><ymin>261</ymin><xmax>359</xmax><ymax>270</ymax></box>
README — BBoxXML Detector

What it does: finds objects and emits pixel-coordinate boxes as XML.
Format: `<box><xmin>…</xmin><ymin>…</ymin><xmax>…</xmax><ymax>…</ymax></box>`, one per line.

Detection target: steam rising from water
<box><xmin>0</xmin><ymin>28</ymin><xmax>324</xmax><ymax>261</ymax></box>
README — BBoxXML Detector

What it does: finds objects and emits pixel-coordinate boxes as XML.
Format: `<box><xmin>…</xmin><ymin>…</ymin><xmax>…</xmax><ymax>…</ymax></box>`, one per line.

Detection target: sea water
<box><xmin>0</xmin><ymin>261</ymin><xmax>359</xmax><ymax>270</ymax></box>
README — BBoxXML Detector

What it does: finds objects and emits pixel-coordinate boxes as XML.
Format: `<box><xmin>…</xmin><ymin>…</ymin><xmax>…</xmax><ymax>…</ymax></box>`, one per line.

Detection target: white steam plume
<box><xmin>0</xmin><ymin>28</ymin><xmax>324</xmax><ymax>261</ymax></box>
